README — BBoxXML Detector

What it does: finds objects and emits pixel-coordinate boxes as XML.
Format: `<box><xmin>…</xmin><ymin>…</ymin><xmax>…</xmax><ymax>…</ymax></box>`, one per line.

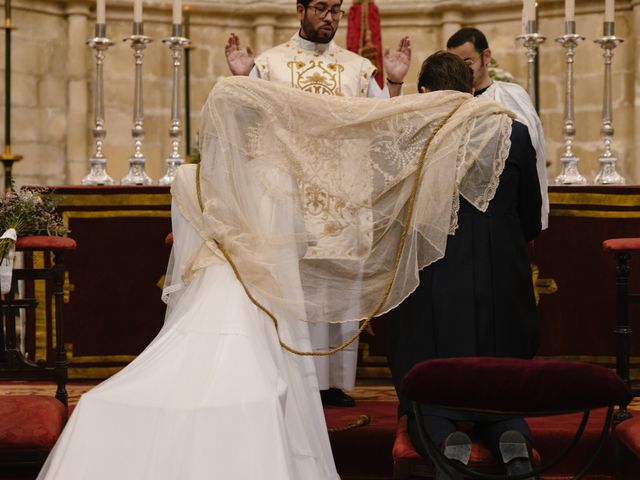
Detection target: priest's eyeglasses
<box><xmin>307</xmin><ymin>5</ymin><xmax>345</xmax><ymax>19</ymax></box>
<box><xmin>464</xmin><ymin>50</ymin><xmax>486</xmax><ymax>67</ymax></box>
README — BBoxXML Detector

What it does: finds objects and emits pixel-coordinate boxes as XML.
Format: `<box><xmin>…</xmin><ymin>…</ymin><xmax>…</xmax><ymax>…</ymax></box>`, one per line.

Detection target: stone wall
<box><xmin>0</xmin><ymin>0</ymin><xmax>638</xmax><ymax>186</ymax></box>
<box><xmin>1</xmin><ymin>1</ymin><xmax>68</xmax><ymax>186</ymax></box>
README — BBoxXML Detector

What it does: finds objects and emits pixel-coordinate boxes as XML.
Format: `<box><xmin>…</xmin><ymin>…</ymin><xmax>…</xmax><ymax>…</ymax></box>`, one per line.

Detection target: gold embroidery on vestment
<box><xmin>287</xmin><ymin>59</ymin><xmax>344</xmax><ymax>95</ymax></box>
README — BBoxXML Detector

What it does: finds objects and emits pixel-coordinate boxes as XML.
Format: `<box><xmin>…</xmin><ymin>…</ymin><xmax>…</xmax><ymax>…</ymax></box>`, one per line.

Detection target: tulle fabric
<box><xmin>482</xmin><ymin>80</ymin><xmax>549</xmax><ymax>230</ymax></box>
<box><xmin>37</xmin><ymin>166</ymin><xmax>339</xmax><ymax>480</ymax></box>
<box><xmin>191</xmin><ymin>76</ymin><xmax>514</xmax><ymax>325</ymax></box>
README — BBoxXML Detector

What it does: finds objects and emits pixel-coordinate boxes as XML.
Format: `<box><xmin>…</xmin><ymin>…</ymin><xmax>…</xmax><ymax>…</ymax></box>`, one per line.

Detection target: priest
<box><xmin>447</xmin><ymin>27</ymin><xmax>549</xmax><ymax>231</ymax></box>
<box><xmin>224</xmin><ymin>0</ymin><xmax>412</xmax><ymax>407</ymax></box>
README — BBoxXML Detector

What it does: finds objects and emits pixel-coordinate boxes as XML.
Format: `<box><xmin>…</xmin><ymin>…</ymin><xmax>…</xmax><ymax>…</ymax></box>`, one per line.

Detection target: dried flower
<box><xmin>0</xmin><ymin>188</ymin><xmax>69</xmax><ymax>261</ymax></box>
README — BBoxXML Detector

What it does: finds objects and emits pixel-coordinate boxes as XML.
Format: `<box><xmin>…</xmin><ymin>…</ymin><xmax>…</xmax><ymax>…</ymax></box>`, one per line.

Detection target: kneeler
<box><xmin>395</xmin><ymin>357</ymin><xmax>632</xmax><ymax>480</ymax></box>
<box><xmin>0</xmin><ymin>236</ymin><xmax>76</xmax><ymax>478</ymax></box>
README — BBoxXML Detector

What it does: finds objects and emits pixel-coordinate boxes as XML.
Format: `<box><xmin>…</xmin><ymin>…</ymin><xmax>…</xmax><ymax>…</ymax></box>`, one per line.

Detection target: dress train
<box><xmin>36</xmin><ymin>201</ymin><xmax>339</xmax><ymax>480</ymax></box>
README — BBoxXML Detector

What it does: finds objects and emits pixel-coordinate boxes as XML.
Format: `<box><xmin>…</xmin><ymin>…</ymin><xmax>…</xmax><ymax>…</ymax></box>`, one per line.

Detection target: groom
<box><xmin>386</xmin><ymin>51</ymin><xmax>541</xmax><ymax>480</ymax></box>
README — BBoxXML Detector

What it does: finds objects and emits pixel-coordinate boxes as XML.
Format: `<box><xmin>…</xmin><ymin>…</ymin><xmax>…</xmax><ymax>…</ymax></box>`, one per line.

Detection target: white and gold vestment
<box><xmin>248</xmin><ymin>33</ymin><xmax>386</xmax><ymax>391</ymax></box>
<box><xmin>254</xmin><ymin>33</ymin><xmax>376</xmax><ymax>97</ymax></box>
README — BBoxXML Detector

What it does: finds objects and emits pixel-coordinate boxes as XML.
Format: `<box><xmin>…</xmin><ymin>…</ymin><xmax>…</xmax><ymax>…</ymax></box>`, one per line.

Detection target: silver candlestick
<box><xmin>594</xmin><ymin>22</ymin><xmax>624</xmax><ymax>185</ymax></box>
<box><xmin>122</xmin><ymin>22</ymin><xmax>153</xmax><ymax>185</ymax></box>
<box><xmin>555</xmin><ymin>21</ymin><xmax>586</xmax><ymax>185</ymax></box>
<box><xmin>516</xmin><ymin>20</ymin><xmax>546</xmax><ymax>108</ymax></box>
<box><xmin>82</xmin><ymin>24</ymin><xmax>114</xmax><ymax>186</ymax></box>
<box><xmin>159</xmin><ymin>24</ymin><xmax>190</xmax><ymax>186</ymax></box>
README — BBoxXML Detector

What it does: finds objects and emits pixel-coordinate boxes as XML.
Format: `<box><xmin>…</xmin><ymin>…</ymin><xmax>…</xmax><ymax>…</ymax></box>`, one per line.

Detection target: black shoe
<box><xmin>435</xmin><ymin>431</ymin><xmax>471</xmax><ymax>480</ymax></box>
<box><xmin>499</xmin><ymin>430</ymin><xmax>536</xmax><ymax>480</ymax></box>
<box><xmin>320</xmin><ymin>388</ymin><xmax>356</xmax><ymax>407</ymax></box>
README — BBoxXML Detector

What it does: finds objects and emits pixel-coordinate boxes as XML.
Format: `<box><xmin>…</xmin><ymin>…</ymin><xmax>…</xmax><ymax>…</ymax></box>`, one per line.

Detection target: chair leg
<box><xmin>614</xmin><ymin>252</ymin><xmax>633</xmax><ymax>423</ymax></box>
<box><xmin>52</xmin><ymin>251</ymin><xmax>68</xmax><ymax>406</ymax></box>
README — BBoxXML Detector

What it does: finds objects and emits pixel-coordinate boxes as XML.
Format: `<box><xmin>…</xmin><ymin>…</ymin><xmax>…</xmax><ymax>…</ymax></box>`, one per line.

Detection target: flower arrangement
<box><xmin>487</xmin><ymin>58</ymin><xmax>516</xmax><ymax>83</ymax></box>
<box><xmin>0</xmin><ymin>188</ymin><xmax>69</xmax><ymax>261</ymax></box>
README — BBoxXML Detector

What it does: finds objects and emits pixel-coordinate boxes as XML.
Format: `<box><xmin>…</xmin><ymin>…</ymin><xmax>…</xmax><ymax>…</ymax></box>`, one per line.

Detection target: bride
<box><xmin>37</xmin><ymin>76</ymin><xmax>513</xmax><ymax>479</ymax></box>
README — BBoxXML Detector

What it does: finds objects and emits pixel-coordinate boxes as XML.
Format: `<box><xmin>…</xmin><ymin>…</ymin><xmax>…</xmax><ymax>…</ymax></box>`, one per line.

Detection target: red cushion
<box><xmin>392</xmin><ymin>415</ymin><xmax>541</xmax><ymax>466</ymax></box>
<box><xmin>602</xmin><ymin>238</ymin><xmax>640</xmax><ymax>252</ymax></box>
<box><xmin>402</xmin><ymin>358</ymin><xmax>632</xmax><ymax>414</ymax></box>
<box><xmin>615</xmin><ymin>416</ymin><xmax>640</xmax><ymax>459</ymax></box>
<box><xmin>15</xmin><ymin>236</ymin><xmax>77</xmax><ymax>252</ymax></box>
<box><xmin>0</xmin><ymin>395</ymin><xmax>67</xmax><ymax>449</ymax></box>
<box><xmin>165</xmin><ymin>232</ymin><xmax>173</xmax><ymax>247</ymax></box>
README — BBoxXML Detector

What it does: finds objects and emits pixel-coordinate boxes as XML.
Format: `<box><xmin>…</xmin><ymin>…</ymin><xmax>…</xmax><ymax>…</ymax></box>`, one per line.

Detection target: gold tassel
<box><xmin>328</xmin><ymin>414</ymin><xmax>371</xmax><ymax>433</ymax></box>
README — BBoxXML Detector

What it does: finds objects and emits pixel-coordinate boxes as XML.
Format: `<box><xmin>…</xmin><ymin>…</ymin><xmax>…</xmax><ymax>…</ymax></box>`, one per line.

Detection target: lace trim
<box><xmin>479</xmin><ymin>115</ymin><xmax>512</xmax><ymax>210</ymax></box>
<box><xmin>161</xmin><ymin>283</ymin><xmax>183</xmax><ymax>304</ymax></box>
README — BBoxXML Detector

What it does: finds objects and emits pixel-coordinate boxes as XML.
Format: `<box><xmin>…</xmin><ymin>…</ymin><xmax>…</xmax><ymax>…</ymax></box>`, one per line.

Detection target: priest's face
<box><xmin>447</xmin><ymin>41</ymin><xmax>492</xmax><ymax>91</ymax></box>
<box><xmin>297</xmin><ymin>0</ymin><xmax>343</xmax><ymax>44</ymax></box>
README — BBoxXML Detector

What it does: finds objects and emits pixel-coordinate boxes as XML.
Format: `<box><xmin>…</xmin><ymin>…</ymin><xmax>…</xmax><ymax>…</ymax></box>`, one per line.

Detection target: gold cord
<box><xmin>196</xmin><ymin>162</ymin><xmax>203</xmax><ymax>211</ymax></box>
<box><xmin>327</xmin><ymin>414</ymin><xmax>371</xmax><ymax>433</ymax></box>
<box><xmin>195</xmin><ymin>102</ymin><xmax>464</xmax><ymax>356</ymax></box>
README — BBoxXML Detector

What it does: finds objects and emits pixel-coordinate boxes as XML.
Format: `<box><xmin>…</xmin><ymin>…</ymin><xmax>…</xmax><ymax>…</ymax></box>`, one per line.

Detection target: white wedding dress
<box><xmin>36</xmin><ymin>166</ymin><xmax>339</xmax><ymax>480</ymax></box>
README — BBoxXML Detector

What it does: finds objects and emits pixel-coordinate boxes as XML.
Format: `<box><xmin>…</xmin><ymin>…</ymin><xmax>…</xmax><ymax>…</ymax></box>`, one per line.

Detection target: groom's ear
<box><xmin>419</xmin><ymin>86</ymin><xmax>429</xmax><ymax>94</ymax></box>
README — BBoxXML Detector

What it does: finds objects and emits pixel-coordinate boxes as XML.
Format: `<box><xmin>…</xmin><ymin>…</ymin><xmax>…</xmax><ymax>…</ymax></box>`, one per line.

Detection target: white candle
<box><xmin>172</xmin><ymin>0</ymin><xmax>182</xmax><ymax>25</ymax></box>
<box><xmin>604</xmin><ymin>0</ymin><xmax>615</xmax><ymax>22</ymax></box>
<box><xmin>134</xmin><ymin>0</ymin><xmax>142</xmax><ymax>23</ymax></box>
<box><xmin>523</xmin><ymin>0</ymin><xmax>536</xmax><ymax>23</ymax></box>
<box><xmin>96</xmin><ymin>0</ymin><xmax>105</xmax><ymax>24</ymax></box>
<box><xmin>565</xmin><ymin>0</ymin><xmax>575</xmax><ymax>22</ymax></box>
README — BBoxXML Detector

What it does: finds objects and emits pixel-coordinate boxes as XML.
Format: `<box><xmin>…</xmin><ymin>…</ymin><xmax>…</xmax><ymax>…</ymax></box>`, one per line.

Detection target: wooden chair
<box><xmin>602</xmin><ymin>238</ymin><xmax>640</xmax><ymax>421</ymax></box>
<box><xmin>0</xmin><ymin>236</ymin><xmax>76</xmax><ymax>477</ymax></box>
<box><xmin>397</xmin><ymin>357</ymin><xmax>632</xmax><ymax>480</ymax></box>
<box><xmin>614</xmin><ymin>415</ymin><xmax>640</xmax><ymax>479</ymax></box>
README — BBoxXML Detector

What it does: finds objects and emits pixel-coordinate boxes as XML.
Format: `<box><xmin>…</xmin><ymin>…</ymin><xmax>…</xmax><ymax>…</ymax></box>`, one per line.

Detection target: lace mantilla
<box><xmin>178</xmin><ymin>76</ymin><xmax>513</xmax><ymax>324</ymax></box>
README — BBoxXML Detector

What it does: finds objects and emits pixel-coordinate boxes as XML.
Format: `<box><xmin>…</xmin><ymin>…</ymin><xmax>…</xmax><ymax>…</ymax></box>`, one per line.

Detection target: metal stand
<box><xmin>1</xmin><ymin>17</ymin><xmax>22</xmax><ymax>192</ymax></box>
<box><xmin>594</xmin><ymin>22</ymin><xmax>624</xmax><ymax>185</ymax></box>
<box><xmin>1</xmin><ymin>151</ymin><xmax>22</xmax><ymax>193</ymax></box>
<box><xmin>159</xmin><ymin>24</ymin><xmax>190</xmax><ymax>186</ymax></box>
<box><xmin>82</xmin><ymin>24</ymin><xmax>114</xmax><ymax>186</ymax></box>
<box><xmin>555</xmin><ymin>21</ymin><xmax>586</xmax><ymax>185</ymax></box>
<box><xmin>121</xmin><ymin>23</ymin><xmax>153</xmax><ymax>185</ymax></box>
<box><xmin>516</xmin><ymin>20</ymin><xmax>546</xmax><ymax>108</ymax></box>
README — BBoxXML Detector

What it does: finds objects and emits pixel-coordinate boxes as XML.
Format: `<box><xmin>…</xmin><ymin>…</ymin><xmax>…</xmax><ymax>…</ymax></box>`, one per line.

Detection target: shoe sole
<box><xmin>443</xmin><ymin>431</ymin><xmax>472</xmax><ymax>465</ymax></box>
<box><xmin>499</xmin><ymin>430</ymin><xmax>536</xmax><ymax>479</ymax></box>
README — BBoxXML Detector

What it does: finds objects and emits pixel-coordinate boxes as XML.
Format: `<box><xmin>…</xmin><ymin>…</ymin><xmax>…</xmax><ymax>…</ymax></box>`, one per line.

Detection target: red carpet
<box><xmin>326</xmin><ymin>401</ymin><xmax>398</xmax><ymax>480</ymax></box>
<box><xmin>1</xmin><ymin>382</ymin><xmax>639</xmax><ymax>479</ymax></box>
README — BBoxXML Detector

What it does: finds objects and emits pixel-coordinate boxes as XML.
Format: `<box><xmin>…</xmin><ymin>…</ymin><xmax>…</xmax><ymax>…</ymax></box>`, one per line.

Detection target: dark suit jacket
<box><xmin>386</xmin><ymin>120</ymin><xmax>542</xmax><ymax>413</ymax></box>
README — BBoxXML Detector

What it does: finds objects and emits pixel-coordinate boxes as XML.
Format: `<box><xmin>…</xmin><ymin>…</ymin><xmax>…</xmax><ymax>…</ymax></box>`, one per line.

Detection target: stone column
<box><xmin>254</xmin><ymin>15</ymin><xmax>276</xmax><ymax>55</ymax></box>
<box><xmin>65</xmin><ymin>3</ymin><xmax>90</xmax><ymax>185</ymax></box>
<box><xmin>441</xmin><ymin>9</ymin><xmax>463</xmax><ymax>48</ymax></box>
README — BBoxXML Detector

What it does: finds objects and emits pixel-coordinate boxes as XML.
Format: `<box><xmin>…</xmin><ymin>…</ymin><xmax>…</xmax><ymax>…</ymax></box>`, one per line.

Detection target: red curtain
<box><xmin>346</xmin><ymin>1</ymin><xmax>384</xmax><ymax>88</ymax></box>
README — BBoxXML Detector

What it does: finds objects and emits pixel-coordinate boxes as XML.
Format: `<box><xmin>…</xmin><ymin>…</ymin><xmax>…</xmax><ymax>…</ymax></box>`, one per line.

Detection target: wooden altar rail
<box><xmin>14</xmin><ymin>185</ymin><xmax>640</xmax><ymax>380</ymax></box>
<box><xmin>24</xmin><ymin>186</ymin><xmax>172</xmax><ymax>379</ymax></box>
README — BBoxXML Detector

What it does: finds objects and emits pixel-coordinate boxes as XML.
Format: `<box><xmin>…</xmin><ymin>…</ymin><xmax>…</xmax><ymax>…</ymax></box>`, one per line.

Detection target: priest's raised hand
<box><xmin>383</xmin><ymin>35</ymin><xmax>411</xmax><ymax>93</ymax></box>
<box><xmin>224</xmin><ymin>32</ymin><xmax>255</xmax><ymax>76</ymax></box>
